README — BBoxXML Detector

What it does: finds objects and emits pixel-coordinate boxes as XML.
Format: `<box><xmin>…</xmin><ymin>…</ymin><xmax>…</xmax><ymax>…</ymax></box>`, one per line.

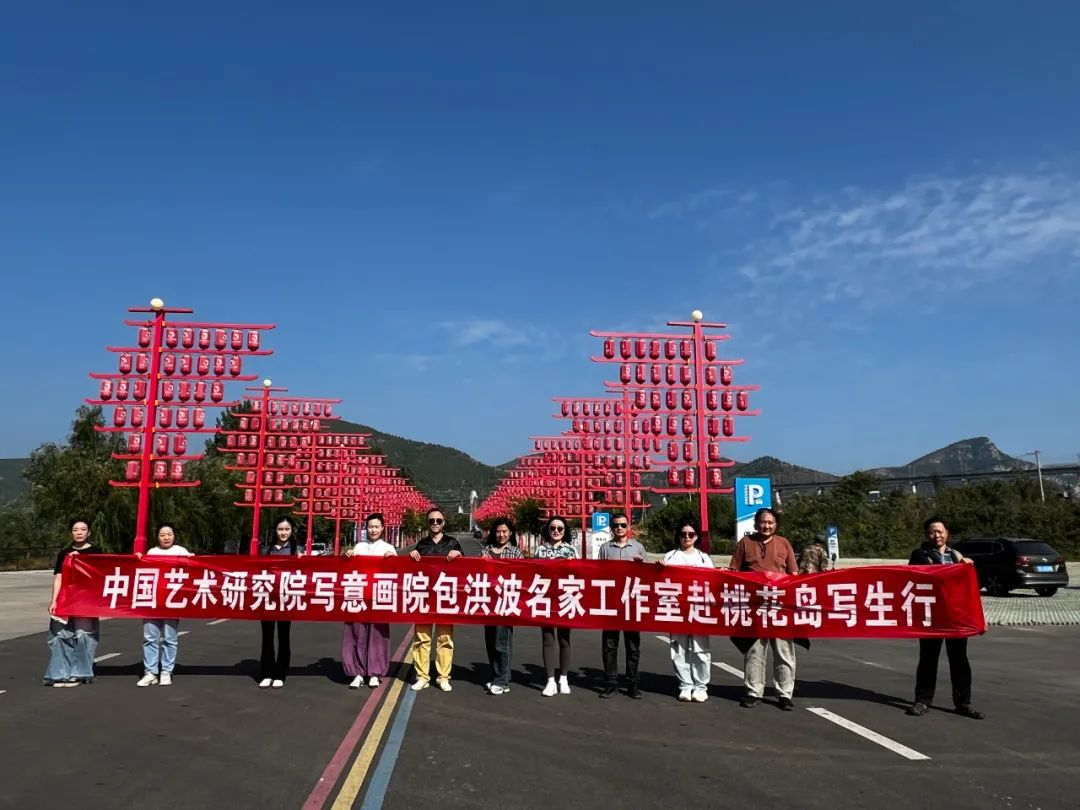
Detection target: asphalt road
<box><xmin>3</xmin><ymin>538</ymin><xmax>1079</xmax><ymax>809</ymax></box>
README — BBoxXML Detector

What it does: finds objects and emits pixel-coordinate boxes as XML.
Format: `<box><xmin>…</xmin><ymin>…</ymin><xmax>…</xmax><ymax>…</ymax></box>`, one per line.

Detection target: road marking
<box><xmin>302</xmin><ymin>629</ymin><xmax>415</xmax><ymax>810</ymax></box>
<box><xmin>0</xmin><ymin>690</ymin><xmax>6</xmax><ymax>695</ymax></box>
<box><xmin>94</xmin><ymin>652</ymin><xmax>122</xmax><ymax>663</ymax></box>
<box><xmin>714</xmin><ymin>662</ymin><xmax>745</xmax><ymax>679</ymax></box>
<box><xmin>206</xmin><ymin>619</ymin><xmax>228</xmax><ymax>626</ymax></box>
<box><xmin>360</xmin><ymin>683</ymin><xmax>419</xmax><ymax>809</ymax></box>
<box><xmin>333</xmin><ymin>652</ymin><xmax>414</xmax><ymax>809</ymax></box>
<box><xmin>177</xmin><ymin>630</ymin><xmax>190</xmax><ymax>636</ymax></box>
<box><xmin>806</xmin><ymin>707</ymin><xmax>930</xmax><ymax>761</ymax></box>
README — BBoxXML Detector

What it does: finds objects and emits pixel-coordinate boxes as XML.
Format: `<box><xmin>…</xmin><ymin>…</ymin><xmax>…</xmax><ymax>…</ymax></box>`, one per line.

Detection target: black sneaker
<box><xmin>777</xmin><ymin>697</ymin><xmax>794</xmax><ymax>711</ymax></box>
<box><xmin>955</xmin><ymin>705</ymin><xmax>985</xmax><ymax>720</ymax></box>
<box><xmin>740</xmin><ymin>696</ymin><xmax>760</xmax><ymax>708</ymax></box>
<box><xmin>906</xmin><ymin>701</ymin><xmax>930</xmax><ymax>716</ymax></box>
<box><xmin>599</xmin><ymin>686</ymin><xmax>617</xmax><ymax>699</ymax></box>
<box><xmin>627</xmin><ymin>686</ymin><xmax>643</xmax><ymax>700</ymax></box>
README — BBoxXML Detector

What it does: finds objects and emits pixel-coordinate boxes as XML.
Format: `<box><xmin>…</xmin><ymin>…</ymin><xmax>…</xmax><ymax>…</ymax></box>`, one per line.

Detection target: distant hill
<box><xmin>729</xmin><ymin>456</ymin><xmax>838</xmax><ymax>485</ymax></box>
<box><xmin>0</xmin><ymin>458</ymin><xmax>29</xmax><ymax>505</ymax></box>
<box><xmin>869</xmin><ymin>437</ymin><xmax>1033</xmax><ymax>478</ymax></box>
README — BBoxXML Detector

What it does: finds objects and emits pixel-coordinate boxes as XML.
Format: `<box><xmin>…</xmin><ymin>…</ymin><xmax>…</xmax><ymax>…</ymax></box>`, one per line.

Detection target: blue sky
<box><xmin>2</xmin><ymin>2</ymin><xmax>1077</xmax><ymax>473</ymax></box>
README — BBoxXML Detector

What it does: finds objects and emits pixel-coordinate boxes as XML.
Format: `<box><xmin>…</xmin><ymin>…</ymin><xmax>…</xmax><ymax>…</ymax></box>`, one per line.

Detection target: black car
<box><xmin>951</xmin><ymin>537</ymin><xmax>1069</xmax><ymax>597</ymax></box>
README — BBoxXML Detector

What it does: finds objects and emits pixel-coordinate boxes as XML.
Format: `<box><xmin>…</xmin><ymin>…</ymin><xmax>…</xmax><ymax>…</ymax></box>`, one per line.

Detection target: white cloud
<box><xmin>440</xmin><ymin>319</ymin><xmax>533</xmax><ymax>348</ymax></box>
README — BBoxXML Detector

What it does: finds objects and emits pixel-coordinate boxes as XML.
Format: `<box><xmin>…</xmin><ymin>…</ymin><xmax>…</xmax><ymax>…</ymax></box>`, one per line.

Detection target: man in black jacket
<box><xmin>408</xmin><ymin>508</ymin><xmax>463</xmax><ymax>692</ymax></box>
<box><xmin>907</xmin><ymin>517</ymin><xmax>984</xmax><ymax>719</ymax></box>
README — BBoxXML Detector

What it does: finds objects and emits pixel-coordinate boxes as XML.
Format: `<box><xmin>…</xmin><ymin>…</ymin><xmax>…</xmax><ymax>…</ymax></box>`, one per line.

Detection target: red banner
<box><xmin>55</xmin><ymin>555</ymin><xmax>985</xmax><ymax>638</ymax></box>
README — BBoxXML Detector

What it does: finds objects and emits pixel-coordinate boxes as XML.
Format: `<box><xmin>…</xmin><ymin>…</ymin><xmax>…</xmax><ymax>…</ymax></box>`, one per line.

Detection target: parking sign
<box><xmin>734</xmin><ymin>477</ymin><xmax>772</xmax><ymax>541</ymax></box>
<box><xmin>591</xmin><ymin>512</ymin><xmax>610</xmax><ymax>533</ymax></box>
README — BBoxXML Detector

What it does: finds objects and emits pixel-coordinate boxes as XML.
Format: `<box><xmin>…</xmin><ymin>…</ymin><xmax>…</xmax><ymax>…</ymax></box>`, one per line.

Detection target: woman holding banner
<box><xmin>659</xmin><ymin>521</ymin><xmax>714</xmax><ymax>702</ymax></box>
<box><xmin>342</xmin><ymin>513</ymin><xmax>397</xmax><ymax>689</ymax></box>
<box><xmin>137</xmin><ymin>524</ymin><xmax>193</xmax><ymax>687</ymax></box>
<box><xmin>43</xmin><ymin>518</ymin><xmax>100</xmax><ymax>687</ymax></box>
<box><xmin>481</xmin><ymin>518</ymin><xmax>523</xmax><ymax>695</ymax></box>
<box><xmin>259</xmin><ymin>517</ymin><xmax>298</xmax><ymax>689</ymax></box>
<box><xmin>535</xmin><ymin>515</ymin><xmax>576</xmax><ymax>697</ymax></box>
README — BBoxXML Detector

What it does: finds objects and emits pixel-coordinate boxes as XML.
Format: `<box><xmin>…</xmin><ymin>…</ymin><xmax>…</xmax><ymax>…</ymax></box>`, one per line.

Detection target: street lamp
<box><xmin>1023</xmin><ymin>450</ymin><xmax>1045</xmax><ymax>502</ymax></box>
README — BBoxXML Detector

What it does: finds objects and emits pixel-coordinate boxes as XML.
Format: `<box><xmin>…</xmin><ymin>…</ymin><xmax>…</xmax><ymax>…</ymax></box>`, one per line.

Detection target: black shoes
<box><xmin>777</xmin><ymin>697</ymin><xmax>794</xmax><ymax>711</ymax></box>
<box><xmin>627</xmin><ymin>686</ymin><xmax>643</xmax><ymax>700</ymax></box>
<box><xmin>599</xmin><ymin>686</ymin><xmax>617</xmax><ymax>699</ymax></box>
<box><xmin>955</xmin><ymin>704</ymin><xmax>985</xmax><ymax>720</ymax></box>
<box><xmin>740</xmin><ymin>696</ymin><xmax>760</xmax><ymax>708</ymax></box>
<box><xmin>906</xmin><ymin>701</ymin><xmax>930</xmax><ymax>716</ymax></box>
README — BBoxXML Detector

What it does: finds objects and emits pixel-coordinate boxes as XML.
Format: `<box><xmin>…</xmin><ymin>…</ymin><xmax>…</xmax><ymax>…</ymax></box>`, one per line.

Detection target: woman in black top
<box><xmin>43</xmin><ymin>518</ymin><xmax>100</xmax><ymax>687</ymax></box>
<box><xmin>259</xmin><ymin>517</ymin><xmax>298</xmax><ymax>689</ymax></box>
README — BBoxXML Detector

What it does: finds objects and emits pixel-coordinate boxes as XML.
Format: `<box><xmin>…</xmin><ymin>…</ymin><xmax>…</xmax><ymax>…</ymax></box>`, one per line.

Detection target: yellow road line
<box><xmin>331</xmin><ymin>650</ymin><xmax>413</xmax><ymax>809</ymax></box>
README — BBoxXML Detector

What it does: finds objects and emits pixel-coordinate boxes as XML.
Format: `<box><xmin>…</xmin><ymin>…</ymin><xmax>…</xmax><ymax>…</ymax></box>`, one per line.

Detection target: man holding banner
<box><xmin>729</xmin><ymin>508</ymin><xmax>799</xmax><ymax>711</ymax></box>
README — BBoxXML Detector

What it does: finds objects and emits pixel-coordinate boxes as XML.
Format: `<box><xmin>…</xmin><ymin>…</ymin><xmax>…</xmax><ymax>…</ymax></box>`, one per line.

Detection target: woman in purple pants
<box><xmin>342</xmin><ymin>513</ymin><xmax>397</xmax><ymax>688</ymax></box>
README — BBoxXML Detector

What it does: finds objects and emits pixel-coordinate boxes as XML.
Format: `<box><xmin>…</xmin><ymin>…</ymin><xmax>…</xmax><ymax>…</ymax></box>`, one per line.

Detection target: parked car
<box><xmin>951</xmin><ymin>537</ymin><xmax>1069</xmax><ymax>597</ymax></box>
<box><xmin>307</xmin><ymin>542</ymin><xmax>329</xmax><ymax>557</ymax></box>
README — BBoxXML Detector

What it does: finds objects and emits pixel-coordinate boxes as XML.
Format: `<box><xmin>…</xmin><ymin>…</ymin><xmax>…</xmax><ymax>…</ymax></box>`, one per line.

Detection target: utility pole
<box><xmin>1025</xmin><ymin>450</ymin><xmax>1045</xmax><ymax>502</ymax></box>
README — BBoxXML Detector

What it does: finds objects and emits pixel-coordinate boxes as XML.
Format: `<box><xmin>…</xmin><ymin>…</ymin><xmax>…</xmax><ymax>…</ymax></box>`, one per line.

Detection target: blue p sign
<box><xmin>592</xmin><ymin>512</ymin><xmax>610</xmax><ymax>532</ymax></box>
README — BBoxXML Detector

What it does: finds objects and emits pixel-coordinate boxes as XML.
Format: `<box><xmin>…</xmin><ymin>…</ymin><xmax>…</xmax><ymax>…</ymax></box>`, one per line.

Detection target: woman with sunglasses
<box><xmin>659</xmin><ymin>521</ymin><xmax>715</xmax><ymax>702</ymax></box>
<box><xmin>535</xmin><ymin>515</ymin><xmax>576</xmax><ymax>697</ymax></box>
<box><xmin>408</xmin><ymin>508</ymin><xmax>463</xmax><ymax>692</ymax></box>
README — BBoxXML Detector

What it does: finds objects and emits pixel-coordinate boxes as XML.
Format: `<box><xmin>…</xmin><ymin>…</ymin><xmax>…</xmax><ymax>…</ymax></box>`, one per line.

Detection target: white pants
<box><xmin>669</xmin><ymin>634</ymin><xmax>711</xmax><ymax>690</ymax></box>
<box><xmin>744</xmin><ymin>637</ymin><xmax>796</xmax><ymax>699</ymax></box>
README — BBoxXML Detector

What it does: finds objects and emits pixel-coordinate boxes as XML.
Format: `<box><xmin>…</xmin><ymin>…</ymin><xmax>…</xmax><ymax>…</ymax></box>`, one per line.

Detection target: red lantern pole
<box><xmin>132</xmin><ymin>303</ymin><xmax>168</xmax><ymax>554</ymax></box>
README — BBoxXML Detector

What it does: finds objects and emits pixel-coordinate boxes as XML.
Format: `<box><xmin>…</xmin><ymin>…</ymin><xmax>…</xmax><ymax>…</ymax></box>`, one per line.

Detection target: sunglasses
<box><xmin>549</xmin><ymin>526</ymin><xmax>566</xmax><ymax>533</ymax></box>
<box><xmin>428</xmin><ymin>518</ymin><xmax>444</xmax><ymax>525</ymax></box>
<box><xmin>680</xmin><ymin>531</ymin><xmax>697</xmax><ymax>538</ymax></box>
<box><xmin>612</xmin><ymin>522</ymin><xmax>628</xmax><ymax>528</ymax></box>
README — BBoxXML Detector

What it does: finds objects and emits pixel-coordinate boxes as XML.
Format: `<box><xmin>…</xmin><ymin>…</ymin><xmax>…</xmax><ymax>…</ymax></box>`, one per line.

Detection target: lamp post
<box><xmin>589</xmin><ymin>310</ymin><xmax>759</xmax><ymax>552</ymax></box>
<box><xmin>1023</xmin><ymin>450</ymin><xmax>1045</xmax><ymax>502</ymax></box>
<box><xmin>88</xmin><ymin>298</ymin><xmax>275</xmax><ymax>552</ymax></box>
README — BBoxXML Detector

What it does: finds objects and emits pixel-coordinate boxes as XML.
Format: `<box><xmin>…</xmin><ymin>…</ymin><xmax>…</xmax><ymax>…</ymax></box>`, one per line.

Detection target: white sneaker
<box><xmin>411</xmin><ymin>679</ymin><xmax>430</xmax><ymax>692</ymax></box>
<box><xmin>159</xmin><ymin>673</ymin><xmax>172</xmax><ymax>687</ymax></box>
<box><xmin>258</xmin><ymin>678</ymin><xmax>273</xmax><ymax>689</ymax></box>
<box><xmin>52</xmin><ymin>681</ymin><xmax>79</xmax><ymax>688</ymax></box>
<box><xmin>367</xmin><ymin>677</ymin><xmax>380</xmax><ymax>688</ymax></box>
<box><xmin>485</xmin><ymin>681</ymin><xmax>493</xmax><ymax>693</ymax></box>
<box><xmin>436</xmin><ymin>679</ymin><xmax>452</xmax><ymax>692</ymax></box>
<box><xmin>558</xmin><ymin>676</ymin><xmax>571</xmax><ymax>695</ymax></box>
<box><xmin>489</xmin><ymin>684</ymin><xmax>505</xmax><ymax>695</ymax></box>
<box><xmin>692</xmin><ymin>689</ymin><xmax>708</xmax><ymax>703</ymax></box>
<box><xmin>678</xmin><ymin>689</ymin><xmax>692</xmax><ymax>702</ymax></box>
<box><xmin>137</xmin><ymin>674</ymin><xmax>158</xmax><ymax>687</ymax></box>
<box><xmin>541</xmin><ymin>678</ymin><xmax>558</xmax><ymax>697</ymax></box>
<box><xmin>348</xmin><ymin>676</ymin><xmax>363</xmax><ymax>689</ymax></box>
<box><xmin>271</xmin><ymin>679</ymin><xmax>285</xmax><ymax>689</ymax></box>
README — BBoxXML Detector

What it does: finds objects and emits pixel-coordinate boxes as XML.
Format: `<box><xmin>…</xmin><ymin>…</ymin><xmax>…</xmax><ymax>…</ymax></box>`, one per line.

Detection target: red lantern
<box><xmin>247</xmin><ymin>330</ymin><xmax>260</xmax><ymax>351</ymax></box>
<box><xmin>160</xmin><ymin>381</ymin><xmax>174</xmax><ymax>401</ymax></box>
<box><xmin>665</xmin><ymin>340</ymin><xmax>677</xmax><ymax>359</ymax></box>
<box><xmin>707</xmin><ymin>417</ymin><xmax>720</xmax><ymax>437</ymax></box>
<box><xmin>665</xmin><ymin>390</ymin><xmax>677</xmax><ymax>410</ymax></box>
<box><xmin>680</xmin><ymin>339</ymin><xmax>692</xmax><ymax>360</ymax></box>
<box><xmin>682</xmin><ymin>441</ymin><xmax>693</xmax><ymax>461</ymax></box>
<box><xmin>635</xmin><ymin>391</ymin><xmax>647</xmax><ymax>410</ymax></box>
<box><xmin>650</xmin><ymin>391</ymin><xmax>661</xmax><ymax>411</ymax></box>
<box><xmin>721</xmin><ymin>365</ymin><xmax>733</xmax><ymax>385</ymax></box>
<box><xmin>650</xmin><ymin>365</ymin><xmax>662</xmax><ymax>384</ymax></box>
<box><xmin>158</xmin><ymin>408</ymin><xmax>172</xmax><ymax>428</ymax></box>
<box><xmin>214</xmin><ymin>329</ymin><xmax>227</xmax><ymax>350</ymax></box>
<box><xmin>722</xmin><ymin>392</ymin><xmax>734</xmax><ymax>411</ymax></box>
<box><xmin>213</xmin><ymin>355</ymin><xmax>226</xmax><ymax>376</ymax></box>
<box><xmin>709</xmin><ymin>469</ymin><xmax>722</xmax><ymax>488</ymax></box>
<box><xmin>117</xmin><ymin>380</ymin><xmax>131</xmax><ymax>401</ymax></box>
<box><xmin>706</xmin><ymin>391</ymin><xmax>718</xmax><ymax>410</ymax></box>
<box><xmin>635</xmin><ymin>365</ymin><xmax>646</xmax><ymax>384</ymax></box>
<box><xmin>722</xmin><ymin>416</ymin><xmax>735</xmax><ymax>436</ymax></box>
<box><xmin>169</xmin><ymin>461</ymin><xmax>184</xmax><ymax>482</ymax></box>
<box><xmin>132</xmin><ymin>380</ymin><xmax>146</xmax><ymax>401</ymax></box>
<box><xmin>680</xmin><ymin>366</ymin><xmax>692</xmax><ymax>385</ymax></box>
<box><xmin>561</xmin><ymin>402</ymin><xmax>570</xmax><ymax>417</ymax></box>
<box><xmin>195</xmin><ymin>356</ymin><xmax>209</xmax><ymax>376</ymax></box>
<box><xmin>231</xmin><ymin>330</ymin><xmax>243</xmax><ymax>350</ymax></box>
<box><xmin>173</xmin><ymin>434</ymin><xmax>187</xmax><ymax>456</ymax></box>
<box><xmin>244</xmin><ymin>489</ymin><xmax>255</xmax><ymax>503</ymax></box>
<box><xmin>131</xmin><ymin>407</ymin><xmax>144</xmax><ymax>428</ymax></box>
<box><xmin>127</xmin><ymin>434</ymin><xmax>141</xmax><ymax>454</ymax></box>
<box><xmin>705</xmin><ymin>366</ymin><xmax>717</xmax><ymax>386</ymax></box>
<box><xmin>620</xmin><ymin>338</ymin><xmax>631</xmax><ymax>359</ymax></box>
<box><xmin>649</xmin><ymin>339</ymin><xmax>661</xmax><ymax>360</ymax></box>
<box><xmin>153</xmin><ymin>460</ymin><xmax>168</xmax><ymax>481</ymax></box>
<box><xmin>705</xmin><ymin>341</ymin><xmax>717</xmax><ymax>361</ymax></box>
<box><xmin>684</xmin><ymin>468</ymin><xmax>696</xmax><ymax>487</ymax></box>
<box><xmin>154</xmin><ymin>434</ymin><xmax>169</xmax><ymax>456</ymax></box>
<box><xmin>666</xmin><ymin>366</ymin><xmax>676</xmax><ymax>385</ymax></box>
<box><xmin>737</xmin><ymin>392</ymin><xmax>749</xmax><ymax>411</ymax></box>
<box><xmin>98</xmin><ymin>379</ymin><xmax>113</xmax><ymax>401</ymax></box>
<box><xmin>113</xmin><ymin>406</ymin><xmax>127</xmax><ymax>427</ymax></box>
<box><xmin>682</xmin><ymin>391</ymin><xmax>693</xmax><ymax>410</ymax></box>
<box><xmin>667</xmin><ymin>416</ymin><xmax>678</xmax><ymax>435</ymax></box>
<box><xmin>118</xmin><ymin>353</ymin><xmax>133</xmax><ymax>374</ymax></box>
<box><xmin>667</xmin><ymin>468</ymin><xmax>680</xmax><ymax>486</ymax></box>
<box><xmin>708</xmin><ymin>442</ymin><xmax>721</xmax><ymax>462</ymax></box>
<box><xmin>651</xmin><ymin>416</ymin><xmax>663</xmax><ymax>434</ymax></box>
<box><xmin>164</xmin><ymin>327</ymin><xmax>178</xmax><ymax>348</ymax></box>
<box><xmin>138</xmin><ymin>327</ymin><xmax>152</xmax><ymax>348</ymax></box>
<box><xmin>682</xmin><ymin>416</ymin><xmax>693</xmax><ymax>436</ymax></box>
<box><xmin>193</xmin><ymin>408</ymin><xmax>206</xmax><ymax>428</ymax></box>
<box><xmin>603</xmin><ymin>339</ymin><xmax>615</xmax><ymax>359</ymax></box>
<box><xmin>136</xmin><ymin>354</ymin><xmax>150</xmax><ymax>374</ymax></box>
<box><xmin>181</xmin><ymin>328</ymin><xmax>194</xmax><ymax>348</ymax></box>
<box><xmin>176</xmin><ymin>408</ymin><xmax>189</xmax><ymax>429</ymax></box>
<box><xmin>210</xmin><ymin>382</ymin><xmax>224</xmax><ymax>402</ymax></box>
<box><xmin>635</xmin><ymin>339</ymin><xmax>647</xmax><ymax>359</ymax></box>
<box><xmin>125</xmin><ymin>461</ymin><xmax>140</xmax><ymax>481</ymax></box>
<box><xmin>179</xmin><ymin>355</ymin><xmax>193</xmax><ymax>376</ymax></box>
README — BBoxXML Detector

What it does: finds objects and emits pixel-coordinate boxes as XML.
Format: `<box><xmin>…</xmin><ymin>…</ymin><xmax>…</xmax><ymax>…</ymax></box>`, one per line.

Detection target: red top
<box><xmin>730</xmin><ymin>534</ymin><xmax>798</xmax><ymax>575</ymax></box>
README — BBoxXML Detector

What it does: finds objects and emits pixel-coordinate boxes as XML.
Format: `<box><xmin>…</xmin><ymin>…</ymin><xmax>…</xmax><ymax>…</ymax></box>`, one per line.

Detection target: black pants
<box><xmin>484</xmin><ymin>625</ymin><xmax>514</xmax><ymax>689</ymax></box>
<box><xmin>260</xmin><ymin>621</ymin><xmax>291</xmax><ymax>680</ymax></box>
<box><xmin>541</xmin><ymin>626</ymin><xmax>572</xmax><ymax>678</ymax></box>
<box><xmin>915</xmin><ymin>637</ymin><xmax>971</xmax><ymax>707</ymax></box>
<box><xmin>602</xmin><ymin>630</ymin><xmax>640</xmax><ymax>687</ymax></box>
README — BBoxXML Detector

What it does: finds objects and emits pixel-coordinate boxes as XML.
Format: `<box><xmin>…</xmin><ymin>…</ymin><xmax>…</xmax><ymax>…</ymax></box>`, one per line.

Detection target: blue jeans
<box><xmin>143</xmin><ymin>619</ymin><xmax>180</xmax><ymax>675</ymax></box>
<box><xmin>43</xmin><ymin>618</ymin><xmax>99</xmax><ymax>684</ymax></box>
<box><xmin>484</xmin><ymin>625</ymin><xmax>514</xmax><ymax>688</ymax></box>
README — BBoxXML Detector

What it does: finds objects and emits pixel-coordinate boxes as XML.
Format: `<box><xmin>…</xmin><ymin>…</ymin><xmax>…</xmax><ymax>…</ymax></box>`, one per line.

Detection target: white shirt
<box><xmin>351</xmin><ymin>539</ymin><xmax>397</xmax><ymax>557</ymax></box>
<box><xmin>146</xmin><ymin>544</ymin><xmax>193</xmax><ymax>556</ymax></box>
<box><xmin>662</xmin><ymin>548</ymin><xmax>715</xmax><ymax>568</ymax></box>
